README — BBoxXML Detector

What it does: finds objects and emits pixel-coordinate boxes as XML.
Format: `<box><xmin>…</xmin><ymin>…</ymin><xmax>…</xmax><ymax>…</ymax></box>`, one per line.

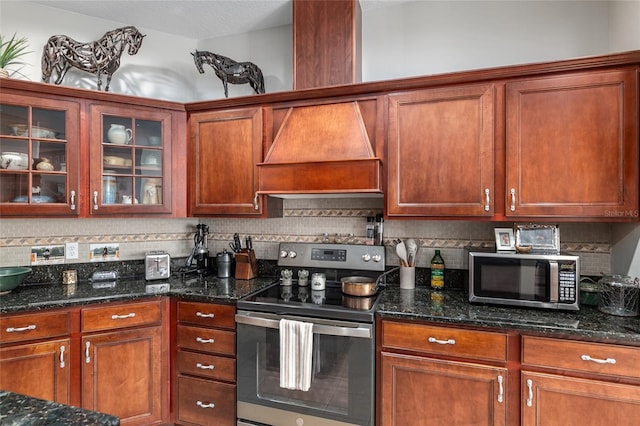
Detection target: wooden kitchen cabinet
<box><xmin>0</xmin><ymin>80</ymin><xmax>186</xmax><ymax>218</ymax></box>
<box><xmin>0</xmin><ymin>91</ymin><xmax>81</xmax><ymax>217</ymax></box>
<box><xmin>89</xmin><ymin>103</ymin><xmax>174</xmax><ymax>215</ymax></box>
<box><xmin>81</xmin><ymin>299</ymin><xmax>168</xmax><ymax>426</ymax></box>
<box><xmin>505</xmin><ymin>68</ymin><xmax>638</xmax><ymax>219</ymax></box>
<box><xmin>386</xmin><ymin>84</ymin><xmax>495</xmax><ymax>217</ymax></box>
<box><xmin>379</xmin><ymin>320</ymin><xmax>510</xmax><ymax>425</ymax></box>
<box><xmin>175</xmin><ymin>301</ymin><xmax>236</xmax><ymax>426</ymax></box>
<box><xmin>0</xmin><ymin>309</ymin><xmax>71</xmax><ymax>403</ymax></box>
<box><xmin>521</xmin><ymin>336</ymin><xmax>640</xmax><ymax>426</ymax></box>
<box><xmin>188</xmin><ymin>106</ymin><xmax>280</xmax><ymax>216</ymax></box>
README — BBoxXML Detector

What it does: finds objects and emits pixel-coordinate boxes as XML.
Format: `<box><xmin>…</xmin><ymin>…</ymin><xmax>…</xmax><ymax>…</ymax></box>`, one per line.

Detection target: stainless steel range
<box><xmin>236</xmin><ymin>242</ymin><xmax>386</xmax><ymax>426</ymax></box>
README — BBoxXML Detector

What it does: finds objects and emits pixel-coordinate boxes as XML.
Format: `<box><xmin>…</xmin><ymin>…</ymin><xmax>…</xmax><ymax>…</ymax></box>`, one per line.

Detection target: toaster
<box><xmin>145</xmin><ymin>251</ymin><xmax>171</xmax><ymax>280</ymax></box>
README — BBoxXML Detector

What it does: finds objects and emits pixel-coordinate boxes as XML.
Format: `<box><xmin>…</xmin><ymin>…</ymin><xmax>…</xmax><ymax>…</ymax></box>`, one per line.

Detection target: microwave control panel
<box><xmin>558</xmin><ymin>261</ymin><xmax>577</xmax><ymax>303</ymax></box>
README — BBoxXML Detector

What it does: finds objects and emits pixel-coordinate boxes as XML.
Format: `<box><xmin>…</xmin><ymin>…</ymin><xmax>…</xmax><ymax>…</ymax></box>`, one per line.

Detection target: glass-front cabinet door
<box><xmin>90</xmin><ymin>104</ymin><xmax>172</xmax><ymax>215</ymax></box>
<box><xmin>0</xmin><ymin>95</ymin><xmax>80</xmax><ymax>217</ymax></box>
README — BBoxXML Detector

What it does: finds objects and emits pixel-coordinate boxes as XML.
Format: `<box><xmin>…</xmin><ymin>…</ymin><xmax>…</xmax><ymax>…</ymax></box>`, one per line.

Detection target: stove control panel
<box><xmin>277</xmin><ymin>243</ymin><xmax>385</xmax><ymax>271</ymax></box>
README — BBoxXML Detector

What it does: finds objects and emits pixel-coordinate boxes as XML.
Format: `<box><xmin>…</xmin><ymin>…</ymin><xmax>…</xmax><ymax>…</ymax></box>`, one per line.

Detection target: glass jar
<box><xmin>102</xmin><ymin>176</ymin><xmax>117</xmax><ymax>204</ymax></box>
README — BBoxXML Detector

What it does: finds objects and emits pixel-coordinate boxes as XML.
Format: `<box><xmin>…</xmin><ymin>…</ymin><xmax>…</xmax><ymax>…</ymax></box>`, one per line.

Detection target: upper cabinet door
<box><xmin>387</xmin><ymin>84</ymin><xmax>495</xmax><ymax>217</ymax></box>
<box><xmin>189</xmin><ymin>107</ymin><xmax>272</xmax><ymax>216</ymax></box>
<box><xmin>505</xmin><ymin>68</ymin><xmax>639</xmax><ymax>219</ymax></box>
<box><xmin>89</xmin><ymin>104</ymin><xmax>173</xmax><ymax>216</ymax></box>
<box><xmin>0</xmin><ymin>93</ymin><xmax>80</xmax><ymax>217</ymax></box>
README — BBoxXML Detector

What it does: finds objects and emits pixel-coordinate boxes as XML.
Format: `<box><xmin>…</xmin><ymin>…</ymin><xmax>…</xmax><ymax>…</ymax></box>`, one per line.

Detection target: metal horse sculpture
<box><xmin>192</xmin><ymin>50</ymin><xmax>265</xmax><ymax>97</ymax></box>
<box><xmin>42</xmin><ymin>26</ymin><xmax>145</xmax><ymax>92</ymax></box>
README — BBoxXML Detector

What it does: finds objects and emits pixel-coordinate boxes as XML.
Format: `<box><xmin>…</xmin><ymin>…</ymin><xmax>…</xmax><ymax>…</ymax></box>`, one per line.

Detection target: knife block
<box><xmin>235</xmin><ymin>249</ymin><xmax>258</xmax><ymax>280</ymax></box>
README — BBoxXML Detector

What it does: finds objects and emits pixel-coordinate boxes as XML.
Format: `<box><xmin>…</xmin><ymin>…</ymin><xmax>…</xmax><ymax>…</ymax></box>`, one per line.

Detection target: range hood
<box><xmin>256</xmin><ymin>101</ymin><xmax>382</xmax><ymax>197</ymax></box>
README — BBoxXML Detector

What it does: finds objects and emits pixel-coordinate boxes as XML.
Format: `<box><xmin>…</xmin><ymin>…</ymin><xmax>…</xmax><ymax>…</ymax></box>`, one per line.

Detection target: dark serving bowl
<box><xmin>0</xmin><ymin>267</ymin><xmax>32</xmax><ymax>295</ymax></box>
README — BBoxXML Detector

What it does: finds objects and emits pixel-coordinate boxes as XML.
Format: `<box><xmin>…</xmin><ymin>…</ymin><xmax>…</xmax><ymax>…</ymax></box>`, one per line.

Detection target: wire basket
<box><xmin>598</xmin><ymin>274</ymin><xmax>640</xmax><ymax>317</ymax></box>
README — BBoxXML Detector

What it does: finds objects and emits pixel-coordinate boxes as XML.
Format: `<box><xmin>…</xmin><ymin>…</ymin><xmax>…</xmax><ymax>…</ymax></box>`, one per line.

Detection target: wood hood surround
<box><xmin>257</xmin><ymin>0</ymin><xmax>381</xmax><ymax>197</ymax></box>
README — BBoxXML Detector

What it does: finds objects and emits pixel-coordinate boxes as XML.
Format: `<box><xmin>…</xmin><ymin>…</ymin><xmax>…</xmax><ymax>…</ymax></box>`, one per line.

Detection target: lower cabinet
<box><xmin>0</xmin><ymin>309</ymin><xmax>71</xmax><ymax>404</ymax></box>
<box><xmin>175</xmin><ymin>301</ymin><xmax>237</xmax><ymax>426</ymax></box>
<box><xmin>521</xmin><ymin>336</ymin><xmax>640</xmax><ymax>426</ymax></box>
<box><xmin>81</xmin><ymin>299</ymin><xmax>167</xmax><ymax>425</ymax></box>
<box><xmin>381</xmin><ymin>352</ymin><xmax>507</xmax><ymax>425</ymax></box>
<box><xmin>379</xmin><ymin>320</ymin><xmax>510</xmax><ymax>426</ymax></box>
<box><xmin>0</xmin><ymin>338</ymin><xmax>71</xmax><ymax>404</ymax></box>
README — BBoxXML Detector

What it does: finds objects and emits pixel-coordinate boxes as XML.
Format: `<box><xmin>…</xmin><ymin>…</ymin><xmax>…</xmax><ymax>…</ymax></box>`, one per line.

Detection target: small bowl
<box><xmin>0</xmin><ymin>267</ymin><xmax>32</xmax><ymax>295</ymax></box>
<box><xmin>148</xmin><ymin>136</ymin><xmax>162</xmax><ymax>146</ymax></box>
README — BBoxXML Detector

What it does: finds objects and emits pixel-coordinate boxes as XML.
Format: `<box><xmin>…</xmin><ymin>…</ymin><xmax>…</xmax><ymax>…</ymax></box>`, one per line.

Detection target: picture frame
<box><xmin>494</xmin><ymin>228</ymin><xmax>515</xmax><ymax>251</ymax></box>
<box><xmin>515</xmin><ymin>224</ymin><xmax>560</xmax><ymax>254</ymax></box>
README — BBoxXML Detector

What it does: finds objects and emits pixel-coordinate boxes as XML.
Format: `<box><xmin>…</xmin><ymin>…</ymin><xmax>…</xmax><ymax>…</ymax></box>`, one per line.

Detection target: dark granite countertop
<box><xmin>1</xmin><ymin>275</ymin><xmax>639</xmax><ymax>346</ymax></box>
<box><xmin>0</xmin><ymin>390</ymin><xmax>119</xmax><ymax>425</ymax></box>
<box><xmin>0</xmin><ymin>274</ymin><xmax>276</xmax><ymax>314</ymax></box>
<box><xmin>377</xmin><ymin>286</ymin><xmax>640</xmax><ymax>346</ymax></box>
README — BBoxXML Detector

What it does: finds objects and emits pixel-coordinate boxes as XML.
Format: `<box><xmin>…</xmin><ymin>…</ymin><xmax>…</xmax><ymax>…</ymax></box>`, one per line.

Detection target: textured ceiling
<box><xmin>30</xmin><ymin>0</ymin><xmax>400</xmax><ymax>40</ymax></box>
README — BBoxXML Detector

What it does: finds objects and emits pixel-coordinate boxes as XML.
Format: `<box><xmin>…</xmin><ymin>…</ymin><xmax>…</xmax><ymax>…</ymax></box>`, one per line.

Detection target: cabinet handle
<box><xmin>196</xmin><ymin>337</ymin><xmax>215</xmax><ymax>344</ymax></box>
<box><xmin>497</xmin><ymin>375</ymin><xmax>503</xmax><ymax>403</ymax></box>
<box><xmin>427</xmin><ymin>337</ymin><xmax>455</xmax><ymax>345</ymax></box>
<box><xmin>526</xmin><ymin>379</ymin><xmax>533</xmax><ymax>407</ymax></box>
<box><xmin>581</xmin><ymin>354</ymin><xmax>616</xmax><ymax>365</ymax></box>
<box><xmin>70</xmin><ymin>190</ymin><xmax>76</xmax><ymax>211</ymax></box>
<box><xmin>196</xmin><ymin>362</ymin><xmax>215</xmax><ymax>370</ymax></box>
<box><xmin>60</xmin><ymin>345</ymin><xmax>66</xmax><ymax>369</ymax></box>
<box><xmin>253</xmin><ymin>192</ymin><xmax>259</xmax><ymax>210</ymax></box>
<box><xmin>196</xmin><ymin>312</ymin><xmax>215</xmax><ymax>318</ymax></box>
<box><xmin>196</xmin><ymin>401</ymin><xmax>215</xmax><ymax>409</ymax></box>
<box><xmin>510</xmin><ymin>188</ymin><xmax>516</xmax><ymax>212</ymax></box>
<box><xmin>5</xmin><ymin>324</ymin><xmax>36</xmax><ymax>333</ymax></box>
<box><xmin>85</xmin><ymin>341</ymin><xmax>91</xmax><ymax>363</ymax></box>
<box><xmin>111</xmin><ymin>313</ymin><xmax>136</xmax><ymax>320</ymax></box>
<box><xmin>484</xmin><ymin>188</ymin><xmax>490</xmax><ymax>212</ymax></box>
<box><xmin>93</xmin><ymin>191</ymin><xmax>99</xmax><ymax>210</ymax></box>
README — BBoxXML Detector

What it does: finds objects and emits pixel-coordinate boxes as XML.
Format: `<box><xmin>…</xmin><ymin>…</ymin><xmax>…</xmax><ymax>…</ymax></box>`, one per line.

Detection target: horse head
<box><xmin>122</xmin><ymin>26</ymin><xmax>145</xmax><ymax>55</ymax></box>
<box><xmin>192</xmin><ymin>50</ymin><xmax>206</xmax><ymax>74</ymax></box>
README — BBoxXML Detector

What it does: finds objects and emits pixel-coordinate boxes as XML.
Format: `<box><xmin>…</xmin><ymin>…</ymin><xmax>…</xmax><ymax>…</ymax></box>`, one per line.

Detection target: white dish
<box><xmin>0</xmin><ymin>152</ymin><xmax>29</xmax><ymax>170</ymax></box>
<box><xmin>9</xmin><ymin>124</ymin><xmax>57</xmax><ymax>139</ymax></box>
<box><xmin>140</xmin><ymin>150</ymin><xmax>161</xmax><ymax>166</ymax></box>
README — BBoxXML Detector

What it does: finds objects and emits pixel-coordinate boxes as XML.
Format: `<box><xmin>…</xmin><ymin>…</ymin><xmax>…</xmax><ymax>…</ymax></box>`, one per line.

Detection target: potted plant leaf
<box><xmin>0</xmin><ymin>33</ymin><xmax>31</xmax><ymax>78</ymax></box>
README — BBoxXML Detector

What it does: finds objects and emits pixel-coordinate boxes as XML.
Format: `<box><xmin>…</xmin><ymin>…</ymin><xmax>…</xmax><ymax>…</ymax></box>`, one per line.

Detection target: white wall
<box><xmin>362</xmin><ymin>0</ymin><xmax>614</xmax><ymax>81</ymax></box>
<box><xmin>609</xmin><ymin>0</ymin><xmax>640</xmax><ymax>52</ymax></box>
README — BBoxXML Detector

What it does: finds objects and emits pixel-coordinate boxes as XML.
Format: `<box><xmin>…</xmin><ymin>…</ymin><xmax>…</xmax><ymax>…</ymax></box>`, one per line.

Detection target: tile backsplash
<box><xmin>0</xmin><ymin>198</ymin><xmax>612</xmax><ymax>276</ymax></box>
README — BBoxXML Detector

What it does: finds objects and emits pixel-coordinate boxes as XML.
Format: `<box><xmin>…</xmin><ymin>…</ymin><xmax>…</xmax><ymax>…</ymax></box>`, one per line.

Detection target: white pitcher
<box><xmin>107</xmin><ymin>124</ymin><xmax>132</xmax><ymax>144</ymax></box>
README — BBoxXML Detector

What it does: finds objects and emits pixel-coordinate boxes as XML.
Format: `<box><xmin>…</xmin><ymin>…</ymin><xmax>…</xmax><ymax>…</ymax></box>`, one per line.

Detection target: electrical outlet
<box><xmin>66</xmin><ymin>242</ymin><xmax>79</xmax><ymax>259</ymax></box>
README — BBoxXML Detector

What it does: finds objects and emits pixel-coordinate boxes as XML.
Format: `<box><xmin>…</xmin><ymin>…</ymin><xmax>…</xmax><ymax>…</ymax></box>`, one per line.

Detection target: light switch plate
<box><xmin>66</xmin><ymin>242</ymin><xmax>79</xmax><ymax>259</ymax></box>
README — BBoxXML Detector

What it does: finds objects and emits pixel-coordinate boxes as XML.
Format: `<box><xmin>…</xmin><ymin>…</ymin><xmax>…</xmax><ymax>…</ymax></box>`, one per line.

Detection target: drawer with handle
<box><xmin>177</xmin><ymin>301</ymin><xmax>235</xmax><ymax>329</ymax></box>
<box><xmin>522</xmin><ymin>336</ymin><xmax>640</xmax><ymax>380</ymax></box>
<box><xmin>382</xmin><ymin>320</ymin><xmax>508</xmax><ymax>362</ymax></box>
<box><xmin>177</xmin><ymin>324</ymin><xmax>235</xmax><ymax>356</ymax></box>
<box><xmin>81</xmin><ymin>300</ymin><xmax>162</xmax><ymax>332</ymax></box>
<box><xmin>177</xmin><ymin>349</ymin><xmax>236</xmax><ymax>382</ymax></box>
<box><xmin>177</xmin><ymin>376</ymin><xmax>236</xmax><ymax>426</ymax></box>
<box><xmin>0</xmin><ymin>311</ymin><xmax>70</xmax><ymax>344</ymax></box>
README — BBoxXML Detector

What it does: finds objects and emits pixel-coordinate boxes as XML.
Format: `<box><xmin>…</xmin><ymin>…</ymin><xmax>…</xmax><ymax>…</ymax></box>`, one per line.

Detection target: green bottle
<box><xmin>430</xmin><ymin>250</ymin><xmax>445</xmax><ymax>289</ymax></box>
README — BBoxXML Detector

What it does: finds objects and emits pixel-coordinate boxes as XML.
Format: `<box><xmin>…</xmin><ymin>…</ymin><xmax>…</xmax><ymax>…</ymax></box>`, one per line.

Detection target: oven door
<box><xmin>235</xmin><ymin>310</ymin><xmax>374</xmax><ymax>426</ymax></box>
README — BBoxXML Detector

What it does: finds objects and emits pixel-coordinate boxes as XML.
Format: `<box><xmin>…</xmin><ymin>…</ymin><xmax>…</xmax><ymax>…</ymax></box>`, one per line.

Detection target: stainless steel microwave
<box><xmin>469</xmin><ymin>252</ymin><xmax>580</xmax><ymax>311</ymax></box>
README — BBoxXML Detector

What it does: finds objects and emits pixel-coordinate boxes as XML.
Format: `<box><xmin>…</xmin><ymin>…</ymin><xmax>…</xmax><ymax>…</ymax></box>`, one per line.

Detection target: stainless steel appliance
<box><xmin>236</xmin><ymin>242</ymin><xmax>386</xmax><ymax>426</ymax></box>
<box><xmin>469</xmin><ymin>251</ymin><xmax>580</xmax><ymax>310</ymax></box>
<box><xmin>144</xmin><ymin>250</ymin><xmax>170</xmax><ymax>280</ymax></box>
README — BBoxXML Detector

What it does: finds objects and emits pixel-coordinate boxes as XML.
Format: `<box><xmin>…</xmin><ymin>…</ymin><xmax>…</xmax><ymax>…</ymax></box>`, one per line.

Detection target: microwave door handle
<box><xmin>549</xmin><ymin>261</ymin><xmax>559</xmax><ymax>302</ymax></box>
<box><xmin>235</xmin><ymin>312</ymin><xmax>371</xmax><ymax>339</ymax></box>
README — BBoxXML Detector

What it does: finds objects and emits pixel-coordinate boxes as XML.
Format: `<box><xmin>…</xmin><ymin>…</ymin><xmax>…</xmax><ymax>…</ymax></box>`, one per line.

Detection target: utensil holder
<box><xmin>235</xmin><ymin>249</ymin><xmax>258</xmax><ymax>280</ymax></box>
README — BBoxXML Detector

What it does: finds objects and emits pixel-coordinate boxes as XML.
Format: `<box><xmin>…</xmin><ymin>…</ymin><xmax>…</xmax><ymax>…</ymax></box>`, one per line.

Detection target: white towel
<box><xmin>279</xmin><ymin>318</ymin><xmax>314</xmax><ymax>391</ymax></box>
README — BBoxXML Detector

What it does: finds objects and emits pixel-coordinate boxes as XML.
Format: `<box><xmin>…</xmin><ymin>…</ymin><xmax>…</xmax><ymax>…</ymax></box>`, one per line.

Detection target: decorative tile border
<box><xmin>0</xmin><ymin>232</ymin><xmax>610</xmax><ymax>254</ymax></box>
<box><xmin>285</xmin><ymin>208</ymin><xmax>382</xmax><ymax>217</ymax></box>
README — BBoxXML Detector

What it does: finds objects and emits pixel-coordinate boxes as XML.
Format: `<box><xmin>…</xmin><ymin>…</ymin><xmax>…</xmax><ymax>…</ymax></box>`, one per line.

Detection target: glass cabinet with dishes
<box><xmin>0</xmin><ymin>94</ymin><xmax>80</xmax><ymax>217</ymax></box>
<box><xmin>89</xmin><ymin>104</ymin><xmax>172</xmax><ymax>215</ymax></box>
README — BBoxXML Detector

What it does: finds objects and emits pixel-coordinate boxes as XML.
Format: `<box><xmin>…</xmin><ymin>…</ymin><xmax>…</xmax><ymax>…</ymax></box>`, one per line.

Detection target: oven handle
<box><xmin>235</xmin><ymin>312</ymin><xmax>372</xmax><ymax>339</ymax></box>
